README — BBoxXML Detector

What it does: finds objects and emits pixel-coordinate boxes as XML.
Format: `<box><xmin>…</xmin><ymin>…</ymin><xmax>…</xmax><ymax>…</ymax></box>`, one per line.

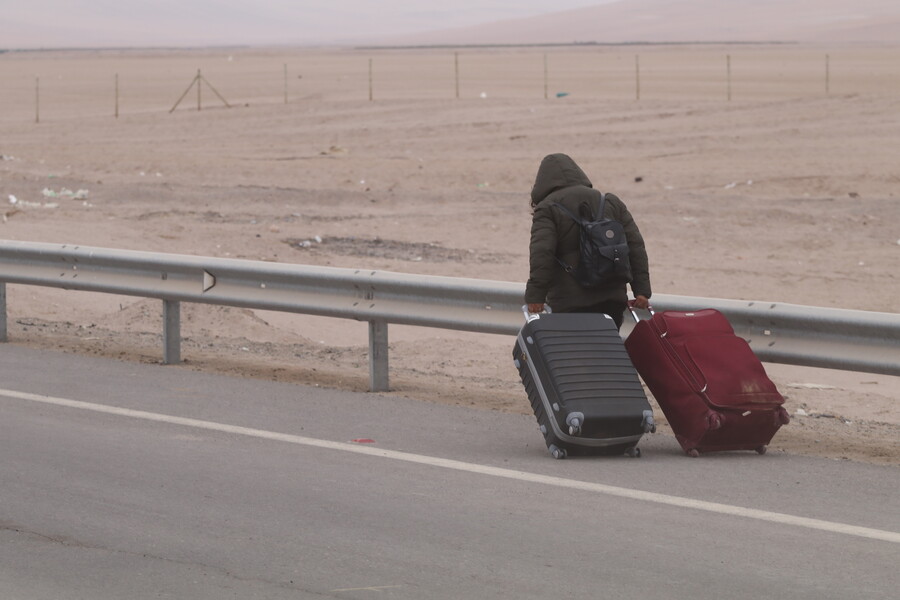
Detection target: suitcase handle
<box><xmin>522</xmin><ymin>304</ymin><xmax>552</xmax><ymax>322</ymax></box>
<box><xmin>627</xmin><ymin>299</ymin><xmax>655</xmax><ymax>323</ymax></box>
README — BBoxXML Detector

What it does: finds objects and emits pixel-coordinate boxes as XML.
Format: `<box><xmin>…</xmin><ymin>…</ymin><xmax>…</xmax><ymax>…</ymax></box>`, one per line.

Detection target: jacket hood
<box><xmin>530</xmin><ymin>153</ymin><xmax>593</xmax><ymax>206</ymax></box>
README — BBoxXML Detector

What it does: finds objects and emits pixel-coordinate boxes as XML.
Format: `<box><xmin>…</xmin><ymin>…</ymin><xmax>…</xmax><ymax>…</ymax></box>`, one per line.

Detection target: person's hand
<box><xmin>632</xmin><ymin>295</ymin><xmax>650</xmax><ymax>310</ymax></box>
<box><xmin>527</xmin><ymin>303</ymin><xmax>546</xmax><ymax>314</ymax></box>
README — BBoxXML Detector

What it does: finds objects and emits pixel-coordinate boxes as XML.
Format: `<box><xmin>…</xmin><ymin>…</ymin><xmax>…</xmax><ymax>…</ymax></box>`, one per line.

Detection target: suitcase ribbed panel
<box><xmin>537</xmin><ymin>330</ymin><xmax>645</xmax><ymax>405</ymax></box>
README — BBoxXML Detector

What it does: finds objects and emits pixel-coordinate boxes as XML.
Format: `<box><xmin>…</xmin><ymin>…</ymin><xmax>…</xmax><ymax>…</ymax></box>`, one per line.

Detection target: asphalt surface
<box><xmin>1</xmin><ymin>344</ymin><xmax>897</xmax><ymax>599</ymax></box>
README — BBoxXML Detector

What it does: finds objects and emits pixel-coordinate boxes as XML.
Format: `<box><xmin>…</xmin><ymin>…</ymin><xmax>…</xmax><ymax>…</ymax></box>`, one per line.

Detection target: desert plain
<box><xmin>1</xmin><ymin>43</ymin><xmax>898</xmax><ymax>464</ymax></box>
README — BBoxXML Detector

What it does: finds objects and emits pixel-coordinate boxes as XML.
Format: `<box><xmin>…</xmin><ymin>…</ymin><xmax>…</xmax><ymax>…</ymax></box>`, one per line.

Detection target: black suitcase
<box><xmin>513</xmin><ymin>309</ymin><xmax>655</xmax><ymax>459</ymax></box>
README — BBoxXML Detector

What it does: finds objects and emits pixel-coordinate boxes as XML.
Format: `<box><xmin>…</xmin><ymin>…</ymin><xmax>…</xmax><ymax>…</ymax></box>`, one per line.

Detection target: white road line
<box><xmin>3</xmin><ymin>387</ymin><xmax>898</xmax><ymax>545</ymax></box>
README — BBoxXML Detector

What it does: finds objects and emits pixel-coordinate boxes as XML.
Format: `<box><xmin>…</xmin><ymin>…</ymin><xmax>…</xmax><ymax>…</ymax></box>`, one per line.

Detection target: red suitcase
<box><xmin>624</xmin><ymin>307</ymin><xmax>790</xmax><ymax>457</ymax></box>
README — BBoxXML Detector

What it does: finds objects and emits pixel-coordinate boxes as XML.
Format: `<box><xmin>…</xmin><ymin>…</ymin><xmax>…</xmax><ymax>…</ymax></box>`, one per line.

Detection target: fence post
<box><xmin>0</xmin><ymin>282</ymin><xmax>7</xmax><ymax>342</ymax></box>
<box><xmin>544</xmin><ymin>53</ymin><xmax>548</xmax><ymax>100</ymax></box>
<box><xmin>169</xmin><ymin>72</ymin><xmax>199</xmax><ymax>113</ymax></box>
<box><xmin>727</xmin><ymin>54</ymin><xmax>732</xmax><ymax>101</ymax></box>
<box><xmin>35</xmin><ymin>77</ymin><xmax>40</xmax><ymax>123</ymax></box>
<box><xmin>635</xmin><ymin>55</ymin><xmax>640</xmax><ymax>101</ymax></box>
<box><xmin>368</xmin><ymin>320</ymin><xmax>389</xmax><ymax>392</ymax></box>
<box><xmin>163</xmin><ymin>299</ymin><xmax>181</xmax><ymax>364</ymax></box>
<box><xmin>284</xmin><ymin>63</ymin><xmax>288</xmax><ymax>104</ymax></box>
<box><xmin>115</xmin><ymin>73</ymin><xmax>119</xmax><ymax>118</ymax></box>
<box><xmin>455</xmin><ymin>52</ymin><xmax>460</xmax><ymax>99</ymax></box>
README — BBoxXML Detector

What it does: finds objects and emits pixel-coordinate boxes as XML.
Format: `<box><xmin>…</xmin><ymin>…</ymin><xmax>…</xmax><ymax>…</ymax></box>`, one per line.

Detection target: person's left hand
<box><xmin>527</xmin><ymin>303</ymin><xmax>546</xmax><ymax>314</ymax></box>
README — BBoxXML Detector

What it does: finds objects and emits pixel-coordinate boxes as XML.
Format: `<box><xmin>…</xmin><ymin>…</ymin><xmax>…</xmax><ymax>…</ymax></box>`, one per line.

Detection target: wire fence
<box><xmin>1</xmin><ymin>44</ymin><xmax>898</xmax><ymax>123</ymax></box>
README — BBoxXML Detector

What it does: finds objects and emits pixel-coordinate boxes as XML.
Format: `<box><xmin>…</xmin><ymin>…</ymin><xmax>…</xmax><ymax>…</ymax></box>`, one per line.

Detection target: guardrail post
<box><xmin>0</xmin><ymin>282</ymin><xmax>7</xmax><ymax>342</ymax></box>
<box><xmin>163</xmin><ymin>299</ymin><xmax>181</xmax><ymax>364</ymax></box>
<box><xmin>368</xmin><ymin>319</ymin><xmax>389</xmax><ymax>392</ymax></box>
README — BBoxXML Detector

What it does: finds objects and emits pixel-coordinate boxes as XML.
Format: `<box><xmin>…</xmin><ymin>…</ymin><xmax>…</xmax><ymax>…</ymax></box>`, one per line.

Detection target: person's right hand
<box><xmin>632</xmin><ymin>295</ymin><xmax>650</xmax><ymax>310</ymax></box>
<box><xmin>527</xmin><ymin>303</ymin><xmax>546</xmax><ymax>314</ymax></box>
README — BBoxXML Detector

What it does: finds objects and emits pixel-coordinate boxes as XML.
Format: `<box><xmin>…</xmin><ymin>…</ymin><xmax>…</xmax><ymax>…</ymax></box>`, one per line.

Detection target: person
<box><xmin>525</xmin><ymin>153</ymin><xmax>651</xmax><ymax>329</ymax></box>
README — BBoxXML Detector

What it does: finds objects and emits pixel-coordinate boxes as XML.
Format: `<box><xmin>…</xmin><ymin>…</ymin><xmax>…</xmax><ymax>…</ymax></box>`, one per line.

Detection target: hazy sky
<box><xmin>1</xmin><ymin>1</ymin><xmax>622</xmax><ymax>49</ymax></box>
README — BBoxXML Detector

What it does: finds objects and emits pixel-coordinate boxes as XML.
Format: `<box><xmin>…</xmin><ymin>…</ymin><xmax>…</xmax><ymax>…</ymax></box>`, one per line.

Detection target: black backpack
<box><xmin>553</xmin><ymin>192</ymin><xmax>633</xmax><ymax>288</ymax></box>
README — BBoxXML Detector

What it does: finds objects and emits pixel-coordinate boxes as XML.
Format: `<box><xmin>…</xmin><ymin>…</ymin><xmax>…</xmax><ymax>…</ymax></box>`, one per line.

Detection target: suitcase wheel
<box><xmin>548</xmin><ymin>444</ymin><xmax>567</xmax><ymax>460</ymax></box>
<box><xmin>625</xmin><ymin>446</ymin><xmax>642</xmax><ymax>458</ymax></box>
<box><xmin>755</xmin><ymin>445</ymin><xmax>768</xmax><ymax>455</ymax></box>
<box><xmin>776</xmin><ymin>408</ymin><xmax>791</xmax><ymax>426</ymax></box>
<box><xmin>708</xmin><ymin>412</ymin><xmax>724</xmax><ymax>431</ymax></box>
<box><xmin>566</xmin><ymin>413</ymin><xmax>584</xmax><ymax>436</ymax></box>
<box><xmin>687</xmin><ymin>449</ymin><xmax>701</xmax><ymax>458</ymax></box>
<box><xmin>642</xmin><ymin>410</ymin><xmax>656</xmax><ymax>434</ymax></box>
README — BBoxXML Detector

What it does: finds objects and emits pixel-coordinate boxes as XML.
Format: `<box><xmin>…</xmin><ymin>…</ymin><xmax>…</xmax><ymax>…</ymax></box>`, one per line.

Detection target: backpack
<box><xmin>553</xmin><ymin>192</ymin><xmax>633</xmax><ymax>288</ymax></box>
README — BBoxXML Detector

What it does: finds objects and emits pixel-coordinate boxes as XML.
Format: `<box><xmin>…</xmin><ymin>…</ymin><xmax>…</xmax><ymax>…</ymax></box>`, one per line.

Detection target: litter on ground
<box><xmin>42</xmin><ymin>187</ymin><xmax>89</xmax><ymax>200</ymax></box>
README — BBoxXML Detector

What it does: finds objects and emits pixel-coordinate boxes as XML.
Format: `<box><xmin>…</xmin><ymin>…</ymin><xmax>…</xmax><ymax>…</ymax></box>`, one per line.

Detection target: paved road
<box><xmin>1</xmin><ymin>345</ymin><xmax>897</xmax><ymax>599</ymax></box>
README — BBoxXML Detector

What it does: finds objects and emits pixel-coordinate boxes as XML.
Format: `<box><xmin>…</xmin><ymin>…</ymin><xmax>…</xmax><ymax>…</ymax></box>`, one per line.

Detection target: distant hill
<box><xmin>384</xmin><ymin>0</ymin><xmax>900</xmax><ymax>46</ymax></box>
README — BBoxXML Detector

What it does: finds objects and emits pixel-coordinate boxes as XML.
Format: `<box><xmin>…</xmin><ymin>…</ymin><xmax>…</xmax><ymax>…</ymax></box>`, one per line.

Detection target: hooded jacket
<box><xmin>525</xmin><ymin>153</ymin><xmax>651</xmax><ymax>312</ymax></box>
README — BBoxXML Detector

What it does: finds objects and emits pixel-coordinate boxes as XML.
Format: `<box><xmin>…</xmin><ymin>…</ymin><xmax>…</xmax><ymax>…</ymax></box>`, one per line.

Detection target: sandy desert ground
<box><xmin>1</xmin><ymin>44</ymin><xmax>898</xmax><ymax>464</ymax></box>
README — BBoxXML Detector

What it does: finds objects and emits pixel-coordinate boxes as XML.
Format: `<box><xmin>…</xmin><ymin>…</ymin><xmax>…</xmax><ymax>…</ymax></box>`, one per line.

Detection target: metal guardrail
<box><xmin>0</xmin><ymin>240</ymin><xmax>898</xmax><ymax>391</ymax></box>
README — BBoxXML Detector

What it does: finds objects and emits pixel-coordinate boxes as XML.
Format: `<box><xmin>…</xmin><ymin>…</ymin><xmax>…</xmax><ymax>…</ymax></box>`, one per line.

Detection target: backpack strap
<box><xmin>552</xmin><ymin>201</ymin><xmax>584</xmax><ymax>226</ymax></box>
<box><xmin>596</xmin><ymin>192</ymin><xmax>607</xmax><ymax>220</ymax></box>
<box><xmin>555</xmin><ymin>256</ymin><xmax>575</xmax><ymax>273</ymax></box>
<box><xmin>553</xmin><ymin>192</ymin><xmax>607</xmax><ymax>224</ymax></box>
<box><xmin>550</xmin><ymin>203</ymin><xmax>578</xmax><ymax>273</ymax></box>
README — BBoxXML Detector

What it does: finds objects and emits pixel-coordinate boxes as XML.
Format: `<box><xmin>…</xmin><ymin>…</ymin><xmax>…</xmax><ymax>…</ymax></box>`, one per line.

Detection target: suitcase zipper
<box><xmin>651</xmin><ymin>319</ymin><xmax>709</xmax><ymax>398</ymax></box>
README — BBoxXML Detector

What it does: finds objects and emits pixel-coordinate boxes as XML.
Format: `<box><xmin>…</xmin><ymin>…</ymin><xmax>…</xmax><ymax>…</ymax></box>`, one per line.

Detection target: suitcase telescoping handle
<box><xmin>522</xmin><ymin>304</ymin><xmax>552</xmax><ymax>323</ymax></box>
<box><xmin>627</xmin><ymin>299</ymin><xmax>655</xmax><ymax>323</ymax></box>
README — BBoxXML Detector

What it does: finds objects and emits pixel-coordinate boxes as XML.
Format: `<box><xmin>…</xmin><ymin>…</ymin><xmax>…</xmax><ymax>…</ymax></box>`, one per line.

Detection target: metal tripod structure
<box><xmin>169</xmin><ymin>69</ymin><xmax>231</xmax><ymax>113</ymax></box>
